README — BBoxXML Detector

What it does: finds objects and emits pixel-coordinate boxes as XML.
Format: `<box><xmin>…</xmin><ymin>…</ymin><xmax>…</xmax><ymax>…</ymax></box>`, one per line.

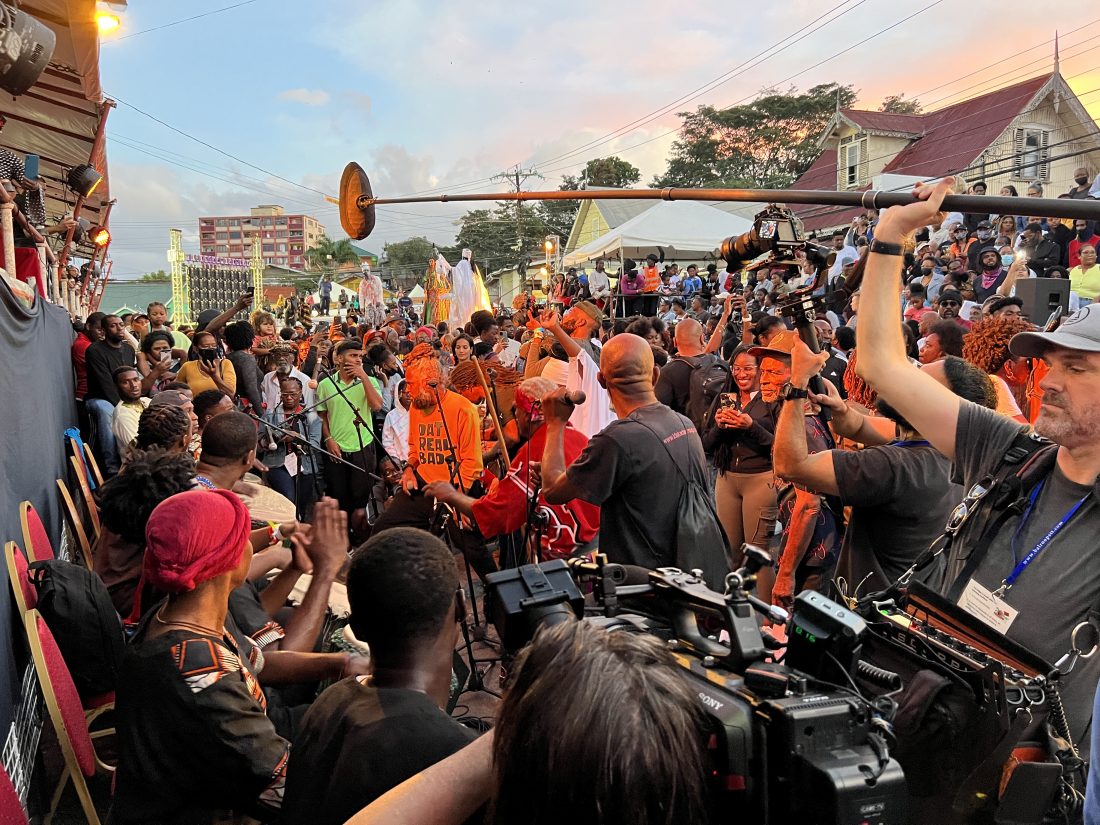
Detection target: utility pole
<box><xmin>492</xmin><ymin>165</ymin><xmax>542</xmax><ymax>291</ymax></box>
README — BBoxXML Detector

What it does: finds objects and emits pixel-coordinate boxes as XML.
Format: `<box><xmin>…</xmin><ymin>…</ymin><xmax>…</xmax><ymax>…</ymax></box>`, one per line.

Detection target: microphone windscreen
<box><xmin>564</xmin><ymin>390</ymin><xmax>587</xmax><ymax>405</ymax></box>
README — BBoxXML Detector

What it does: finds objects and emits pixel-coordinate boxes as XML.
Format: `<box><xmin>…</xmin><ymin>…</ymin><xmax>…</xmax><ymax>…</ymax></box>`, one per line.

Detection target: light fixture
<box><xmin>0</xmin><ymin>3</ymin><xmax>57</xmax><ymax>96</ymax></box>
<box><xmin>66</xmin><ymin>164</ymin><xmax>103</xmax><ymax>198</ymax></box>
<box><xmin>95</xmin><ymin>1</ymin><xmax>123</xmax><ymax>33</ymax></box>
<box><xmin>544</xmin><ymin>239</ymin><xmax>554</xmax><ymax>252</ymax></box>
<box><xmin>90</xmin><ymin>226</ymin><xmax>111</xmax><ymax>246</ymax></box>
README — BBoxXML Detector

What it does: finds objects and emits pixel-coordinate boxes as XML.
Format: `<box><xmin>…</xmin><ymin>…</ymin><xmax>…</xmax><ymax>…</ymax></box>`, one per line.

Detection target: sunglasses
<box><xmin>940</xmin><ymin>301</ymin><xmax>960</xmax><ymax>307</ymax></box>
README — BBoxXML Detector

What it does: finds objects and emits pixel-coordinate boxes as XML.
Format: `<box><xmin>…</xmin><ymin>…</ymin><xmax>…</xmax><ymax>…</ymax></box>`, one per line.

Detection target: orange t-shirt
<box><xmin>407</xmin><ymin>390</ymin><xmax>484</xmax><ymax>490</ymax></box>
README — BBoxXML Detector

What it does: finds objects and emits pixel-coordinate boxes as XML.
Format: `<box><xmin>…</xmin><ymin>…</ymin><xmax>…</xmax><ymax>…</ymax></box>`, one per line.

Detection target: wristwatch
<box><xmin>780</xmin><ymin>382</ymin><xmax>809</xmax><ymax>402</ymax></box>
<box><xmin>869</xmin><ymin>239</ymin><xmax>905</xmax><ymax>256</ymax></box>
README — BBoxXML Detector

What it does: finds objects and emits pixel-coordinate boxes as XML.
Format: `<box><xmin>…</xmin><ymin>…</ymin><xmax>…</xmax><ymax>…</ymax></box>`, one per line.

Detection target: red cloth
<box><xmin>143</xmin><ymin>489</ymin><xmax>252</xmax><ymax>593</ymax></box>
<box><xmin>36</xmin><ymin>615</ymin><xmax>97</xmax><ymax>776</ymax></box>
<box><xmin>0</xmin><ymin>245</ymin><xmax>44</xmax><ymax>296</ymax></box>
<box><xmin>471</xmin><ymin>424</ymin><xmax>599</xmax><ymax>559</ymax></box>
<box><xmin>72</xmin><ymin>332</ymin><xmax>92</xmax><ymax>400</ymax></box>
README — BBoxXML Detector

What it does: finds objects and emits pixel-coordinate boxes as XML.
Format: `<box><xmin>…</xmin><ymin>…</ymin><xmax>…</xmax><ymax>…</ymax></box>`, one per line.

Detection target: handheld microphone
<box><xmin>562</xmin><ymin>390</ymin><xmax>586</xmax><ymax>405</ymax></box>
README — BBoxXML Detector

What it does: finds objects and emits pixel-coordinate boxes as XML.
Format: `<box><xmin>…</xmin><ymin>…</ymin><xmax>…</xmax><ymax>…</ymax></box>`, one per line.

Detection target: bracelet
<box><xmin>266</xmin><ymin>520</ymin><xmax>281</xmax><ymax>545</ymax></box>
<box><xmin>869</xmin><ymin>239</ymin><xmax>905</xmax><ymax>256</ymax></box>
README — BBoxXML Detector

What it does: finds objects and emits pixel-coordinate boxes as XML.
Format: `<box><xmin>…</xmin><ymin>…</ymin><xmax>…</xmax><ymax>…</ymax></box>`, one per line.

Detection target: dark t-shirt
<box><xmin>832</xmin><ymin>442</ymin><xmax>959</xmax><ymax>596</ymax></box>
<box><xmin>949</xmin><ymin>401</ymin><xmax>1100</xmax><ymax>748</ymax></box>
<box><xmin>85</xmin><ymin>340</ymin><xmax>136</xmax><ymax>404</ymax></box>
<box><xmin>280</xmin><ymin>679</ymin><xmax>477</xmax><ymax>825</ymax></box>
<box><xmin>655</xmin><ymin>356</ymin><xmax>694</xmax><ymax>415</ymax></box>
<box><xmin>567</xmin><ymin>402</ymin><xmax>710</xmax><ymax>570</ymax></box>
<box><xmin>113</xmin><ymin>617</ymin><xmax>288</xmax><ymax>824</ymax></box>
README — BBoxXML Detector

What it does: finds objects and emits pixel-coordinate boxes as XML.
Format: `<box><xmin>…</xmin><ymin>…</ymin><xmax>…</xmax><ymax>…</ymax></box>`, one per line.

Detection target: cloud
<box><xmin>278</xmin><ymin>88</ymin><xmax>331</xmax><ymax>106</ymax></box>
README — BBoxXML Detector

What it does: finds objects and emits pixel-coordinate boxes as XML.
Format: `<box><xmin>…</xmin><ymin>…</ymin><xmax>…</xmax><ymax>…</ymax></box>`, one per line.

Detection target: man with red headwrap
<box><xmin>426</xmin><ymin>377</ymin><xmax>599</xmax><ymax>561</ymax></box>
<box><xmin>113</xmin><ymin>488</ymin><xmax>290</xmax><ymax>824</ymax></box>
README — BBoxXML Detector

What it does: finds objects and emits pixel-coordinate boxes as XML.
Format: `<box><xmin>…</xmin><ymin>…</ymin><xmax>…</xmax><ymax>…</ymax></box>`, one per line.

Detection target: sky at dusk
<box><xmin>99</xmin><ymin>0</ymin><xmax>1100</xmax><ymax>279</ymax></box>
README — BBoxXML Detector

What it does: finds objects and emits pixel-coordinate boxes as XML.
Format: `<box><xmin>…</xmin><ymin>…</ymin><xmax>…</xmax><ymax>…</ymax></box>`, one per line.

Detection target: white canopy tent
<box><xmin>562</xmin><ymin>201</ymin><xmax>752</xmax><ymax>266</ymax></box>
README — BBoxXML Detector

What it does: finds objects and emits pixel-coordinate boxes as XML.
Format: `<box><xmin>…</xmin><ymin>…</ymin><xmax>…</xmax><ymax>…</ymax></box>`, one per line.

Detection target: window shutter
<box><xmin>1039</xmin><ymin>130</ymin><xmax>1050</xmax><ymax>181</ymax></box>
<box><xmin>858</xmin><ymin>139</ymin><xmax>869</xmax><ymax>185</ymax></box>
<box><xmin>1012</xmin><ymin>128</ymin><xmax>1024</xmax><ymax>177</ymax></box>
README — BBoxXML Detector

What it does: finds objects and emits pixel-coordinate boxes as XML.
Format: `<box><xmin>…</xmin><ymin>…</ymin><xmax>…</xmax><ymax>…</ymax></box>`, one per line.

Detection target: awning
<box><xmin>0</xmin><ymin>1</ymin><xmax>111</xmax><ymax>234</ymax></box>
<box><xmin>563</xmin><ymin>201</ymin><xmax>752</xmax><ymax>266</ymax></box>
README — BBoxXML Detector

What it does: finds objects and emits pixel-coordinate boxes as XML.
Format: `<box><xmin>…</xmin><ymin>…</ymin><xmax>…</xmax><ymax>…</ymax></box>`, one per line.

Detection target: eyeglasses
<box><xmin>759</xmin><ymin>369</ymin><xmax>789</xmax><ymax>379</ymax></box>
<box><xmin>940</xmin><ymin>301</ymin><xmax>960</xmax><ymax>307</ymax></box>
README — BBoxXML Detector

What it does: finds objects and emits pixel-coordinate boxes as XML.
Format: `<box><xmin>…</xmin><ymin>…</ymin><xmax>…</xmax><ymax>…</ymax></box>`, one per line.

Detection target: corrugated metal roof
<box><xmin>839</xmin><ymin>109</ymin><xmax>923</xmax><ymax>135</ymax></box>
<box><xmin>99</xmin><ymin>282</ymin><xmax>172</xmax><ymax>315</ymax></box>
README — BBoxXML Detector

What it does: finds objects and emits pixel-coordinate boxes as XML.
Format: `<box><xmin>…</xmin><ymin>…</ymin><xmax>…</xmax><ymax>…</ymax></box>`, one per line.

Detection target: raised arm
<box><xmin>772</xmin><ymin>341</ymin><xmax>839</xmax><ymax>495</ymax></box>
<box><xmin>855</xmin><ymin>178</ymin><xmax>963</xmax><ymax>461</ymax></box>
<box><xmin>539</xmin><ymin>308</ymin><xmax>581</xmax><ymax>358</ymax></box>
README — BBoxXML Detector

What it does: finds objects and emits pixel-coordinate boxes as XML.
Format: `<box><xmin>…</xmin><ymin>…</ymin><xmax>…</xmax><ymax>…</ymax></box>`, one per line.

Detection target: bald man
<box><xmin>655</xmin><ymin>317</ymin><xmax>720</xmax><ymax>425</ymax></box>
<box><xmin>542</xmin><ymin>334</ymin><xmax>724</xmax><ymax>576</ymax></box>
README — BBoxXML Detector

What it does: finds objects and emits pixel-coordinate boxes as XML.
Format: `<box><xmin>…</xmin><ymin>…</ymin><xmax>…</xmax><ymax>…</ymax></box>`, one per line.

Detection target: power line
<box><xmin>106</xmin><ymin>0</ymin><xmax>262</xmax><ymax>42</ymax></box>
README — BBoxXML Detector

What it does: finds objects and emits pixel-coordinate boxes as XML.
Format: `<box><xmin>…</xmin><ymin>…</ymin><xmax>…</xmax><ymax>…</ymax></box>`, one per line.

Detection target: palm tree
<box><xmin>304</xmin><ymin>235</ymin><xmax>360</xmax><ymax>272</ymax></box>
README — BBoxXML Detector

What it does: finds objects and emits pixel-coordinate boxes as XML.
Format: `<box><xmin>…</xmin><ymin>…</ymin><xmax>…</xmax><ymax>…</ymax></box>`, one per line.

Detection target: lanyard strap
<box><xmin>999</xmin><ymin>479</ymin><xmax>1089</xmax><ymax>594</ymax></box>
<box><xmin>890</xmin><ymin>439</ymin><xmax>931</xmax><ymax>448</ymax></box>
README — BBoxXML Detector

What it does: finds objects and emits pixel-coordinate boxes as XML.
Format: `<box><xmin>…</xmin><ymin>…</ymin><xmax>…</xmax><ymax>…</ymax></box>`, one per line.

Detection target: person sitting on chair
<box><xmin>281</xmin><ymin>528</ymin><xmax>478</xmax><ymax>825</ymax></box>
<box><xmin>426</xmin><ymin>377</ymin><xmax>600</xmax><ymax>562</ymax></box>
<box><xmin>113</xmin><ymin>489</ymin><xmax>290</xmax><ymax>825</ymax></box>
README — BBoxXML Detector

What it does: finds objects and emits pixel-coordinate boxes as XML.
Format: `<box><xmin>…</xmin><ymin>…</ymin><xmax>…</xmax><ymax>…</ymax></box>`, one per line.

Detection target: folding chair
<box><xmin>68</xmin><ymin>436</ymin><xmax>103</xmax><ymax>489</ymax></box>
<box><xmin>19</xmin><ymin>501</ymin><xmax>55</xmax><ymax>563</ymax></box>
<box><xmin>69</xmin><ymin>455</ymin><xmax>102</xmax><ymax>540</ymax></box>
<box><xmin>56</xmin><ymin>480</ymin><xmax>94</xmax><ymax>569</ymax></box>
<box><xmin>82</xmin><ymin>442</ymin><xmax>105</xmax><ymax>488</ymax></box>
<box><xmin>0</xmin><ymin>761</ymin><xmax>28</xmax><ymax>825</ymax></box>
<box><xmin>24</xmin><ymin>609</ymin><xmax>110</xmax><ymax>825</ymax></box>
<box><xmin>4</xmin><ymin>541</ymin><xmax>36</xmax><ymax>615</ymax></box>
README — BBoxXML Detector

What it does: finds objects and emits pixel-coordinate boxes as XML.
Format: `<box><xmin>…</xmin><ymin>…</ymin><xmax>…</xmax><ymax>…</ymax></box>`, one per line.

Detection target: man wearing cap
<box><xmin>559</xmin><ymin>299</ymin><xmax>603</xmax><ymax>366</ymax></box>
<box><xmin>935</xmin><ymin>288</ymin><xmax>971</xmax><ymax>330</ymax></box>
<box><xmin>856</xmin><ymin>177</ymin><xmax>1100</xmax><ymax>751</ymax></box>
<box><xmin>971</xmin><ymin>246</ymin><xmax>1008</xmax><ymax>303</ymax></box>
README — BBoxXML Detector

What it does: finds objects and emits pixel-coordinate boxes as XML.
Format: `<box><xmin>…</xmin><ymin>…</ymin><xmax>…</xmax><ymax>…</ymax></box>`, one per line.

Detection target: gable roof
<box><xmin>790</xmin><ymin>73</ymin><xmax>1058</xmax><ymax>232</ymax></box>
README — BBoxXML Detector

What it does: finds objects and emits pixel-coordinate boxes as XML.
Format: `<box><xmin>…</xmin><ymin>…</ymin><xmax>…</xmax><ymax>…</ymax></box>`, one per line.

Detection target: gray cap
<box><xmin>1010</xmin><ymin>305</ymin><xmax>1100</xmax><ymax>357</ymax></box>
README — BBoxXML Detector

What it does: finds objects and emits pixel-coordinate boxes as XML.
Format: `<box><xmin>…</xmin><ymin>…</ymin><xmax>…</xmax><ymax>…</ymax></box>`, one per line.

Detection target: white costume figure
<box><xmin>446</xmin><ymin>248</ymin><xmax>492</xmax><ymax>329</ymax></box>
<box><xmin>359</xmin><ymin>263</ymin><xmax>387</xmax><ymax>329</ymax></box>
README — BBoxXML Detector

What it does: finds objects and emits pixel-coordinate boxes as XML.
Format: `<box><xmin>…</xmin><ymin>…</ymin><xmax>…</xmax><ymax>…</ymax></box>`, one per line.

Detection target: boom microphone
<box><xmin>563</xmin><ymin>390</ymin><xmax>586</xmax><ymax>405</ymax></box>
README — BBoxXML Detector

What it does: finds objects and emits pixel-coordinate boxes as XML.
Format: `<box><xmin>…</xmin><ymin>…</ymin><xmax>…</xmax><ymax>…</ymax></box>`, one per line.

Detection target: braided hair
<box><xmin>97</xmin><ymin>449</ymin><xmax>196</xmax><ymax>545</ymax></box>
<box><xmin>135</xmin><ymin>404</ymin><xmax>192</xmax><ymax>451</ymax></box>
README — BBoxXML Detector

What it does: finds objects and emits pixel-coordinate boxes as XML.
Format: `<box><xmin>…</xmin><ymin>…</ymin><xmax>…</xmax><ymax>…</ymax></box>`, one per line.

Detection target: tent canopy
<box><xmin>563</xmin><ymin>201</ymin><xmax>752</xmax><ymax>266</ymax></box>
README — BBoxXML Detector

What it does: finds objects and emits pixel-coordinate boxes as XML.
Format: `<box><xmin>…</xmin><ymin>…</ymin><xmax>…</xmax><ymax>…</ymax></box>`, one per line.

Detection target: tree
<box><xmin>879</xmin><ymin>94</ymin><xmax>923</xmax><ymax>114</ymax></box>
<box><xmin>452</xmin><ymin>204</ymin><xmax>553</xmax><ymax>275</ymax></box>
<box><xmin>304</xmin><ymin>235</ymin><xmax>359</xmax><ymax>272</ymax></box>
<box><xmin>577</xmin><ymin>156</ymin><xmax>641</xmax><ymax>188</ymax></box>
<box><xmin>653</xmin><ymin>83</ymin><xmax>857</xmax><ymax>188</ymax></box>
<box><xmin>138</xmin><ymin>270</ymin><xmax>169</xmax><ymax>282</ymax></box>
<box><xmin>383</xmin><ymin>236</ymin><xmax>439</xmax><ymax>269</ymax></box>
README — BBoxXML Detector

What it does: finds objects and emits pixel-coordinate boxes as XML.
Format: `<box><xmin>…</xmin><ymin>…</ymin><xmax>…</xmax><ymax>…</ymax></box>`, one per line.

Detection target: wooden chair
<box><xmin>4</xmin><ymin>541</ymin><xmax>36</xmax><ymax>615</ymax></box>
<box><xmin>68</xmin><ymin>436</ymin><xmax>103</xmax><ymax>489</ymax></box>
<box><xmin>69</xmin><ymin>455</ymin><xmax>102</xmax><ymax>541</ymax></box>
<box><xmin>56</xmin><ymin>480</ymin><xmax>94</xmax><ymax>569</ymax></box>
<box><xmin>19</xmin><ymin>501</ymin><xmax>55</xmax><ymax>563</ymax></box>
<box><xmin>24</xmin><ymin>609</ymin><xmax>110</xmax><ymax>824</ymax></box>
<box><xmin>0</xmin><ymin>761</ymin><xmax>28</xmax><ymax>825</ymax></box>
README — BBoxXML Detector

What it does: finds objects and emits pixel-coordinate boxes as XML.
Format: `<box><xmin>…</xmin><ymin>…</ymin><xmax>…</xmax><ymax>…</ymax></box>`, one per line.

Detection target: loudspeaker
<box><xmin>0</xmin><ymin>4</ymin><xmax>56</xmax><ymax>96</ymax></box>
<box><xmin>1013</xmin><ymin>277</ymin><xmax>1069</xmax><ymax>321</ymax></box>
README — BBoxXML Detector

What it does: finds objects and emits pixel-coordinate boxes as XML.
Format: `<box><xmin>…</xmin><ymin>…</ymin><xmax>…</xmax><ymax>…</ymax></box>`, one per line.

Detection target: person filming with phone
<box><xmin>176</xmin><ymin>330</ymin><xmax>238</xmax><ymax>398</ymax></box>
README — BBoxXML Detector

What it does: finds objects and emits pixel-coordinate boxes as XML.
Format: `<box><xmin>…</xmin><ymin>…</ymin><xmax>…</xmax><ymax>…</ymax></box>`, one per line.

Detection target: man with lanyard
<box><xmin>261</xmin><ymin>343</ymin><xmax>314</xmax><ymax>414</ymax></box>
<box><xmin>315</xmin><ymin>339</ymin><xmax>384</xmax><ymax>519</ymax></box>
<box><xmin>262</xmin><ymin>375</ymin><xmax>322</xmax><ymax>520</ymax></box>
<box><xmin>855</xmin><ymin>176</ymin><xmax>1100</xmax><ymax>752</ymax></box>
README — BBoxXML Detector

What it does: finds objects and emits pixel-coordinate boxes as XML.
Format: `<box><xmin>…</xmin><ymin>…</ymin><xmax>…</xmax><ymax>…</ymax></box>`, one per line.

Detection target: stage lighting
<box><xmin>95</xmin><ymin>1</ymin><xmax>125</xmax><ymax>33</ymax></box>
<box><xmin>90</xmin><ymin>226</ymin><xmax>111</xmax><ymax>246</ymax></box>
<box><xmin>0</xmin><ymin>3</ymin><xmax>57</xmax><ymax>96</ymax></box>
<box><xmin>66</xmin><ymin>164</ymin><xmax>103</xmax><ymax>198</ymax></box>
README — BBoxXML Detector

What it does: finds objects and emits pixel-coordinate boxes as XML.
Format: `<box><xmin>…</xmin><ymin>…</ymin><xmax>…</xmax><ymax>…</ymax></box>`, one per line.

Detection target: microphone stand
<box><xmin>241</xmin><ymin>409</ymin><xmax>367</xmax><ymax>474</ymax></box>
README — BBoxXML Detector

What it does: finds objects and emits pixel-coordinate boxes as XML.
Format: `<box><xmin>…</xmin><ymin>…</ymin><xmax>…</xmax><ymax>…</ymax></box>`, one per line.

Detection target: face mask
<box><xmin>1079</xmin><ymin>230</ymin><xmax>1092</xmax><ymax>241</ymax></box>
<box><xmin>1001</xmin><ymin>254</ymin><xmax>1015</xmax><ymax>267</ymax></box>
<box><xmin>976</xmin><ymin>230</ymin><xmax>991</xmax><ymax>240</ymax></box>
<box><xmin>1076</xmin><ymin>176</ymin><xmax>1089</xmax><ymax>186</ymax></box>
<box><xmin>954</xmin><ymin>232</ymin><xmax>967</xmax><ymax>239</ymax></box>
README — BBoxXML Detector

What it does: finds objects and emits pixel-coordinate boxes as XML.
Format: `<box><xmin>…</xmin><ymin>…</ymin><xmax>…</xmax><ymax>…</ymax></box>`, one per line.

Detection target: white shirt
<box><xmin>567</xmin><ymin>347</ymin><xmax>617</xmax><ymax>438</ymax></box>
<box><xmin>588</xmin><ymin>270</ymin><xmax>611</xmax><ymax>298</ymax></box>
<box><xmin>113</xmin><ymin>397</ymin><xmax>150</xmax><ymax>449</ymax></box>
<box><xmin>381</xmin><ymin>402</ymin><xmax>410</xmax><ymax>463</ymax></box>
<box><xmin>261</xmin><ymin>367</ymin><xmax>315</xmax><ymax>414</ymax></box>
<box><xmin>828</xmin><ymin>245</ymin><xmax>859</xmax><ymax>279</ymax></box>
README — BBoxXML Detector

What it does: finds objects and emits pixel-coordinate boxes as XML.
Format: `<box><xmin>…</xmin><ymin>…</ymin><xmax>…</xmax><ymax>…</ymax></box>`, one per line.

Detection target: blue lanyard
<box><xmin>997</xmin><ymin>479</ymin><xmax>1090</xmax><ymax>595</ymax></box>
<box><xmin>890</xmin><ymin>439</ymin><xmax>931</xmax><ymax>448</ymax></box>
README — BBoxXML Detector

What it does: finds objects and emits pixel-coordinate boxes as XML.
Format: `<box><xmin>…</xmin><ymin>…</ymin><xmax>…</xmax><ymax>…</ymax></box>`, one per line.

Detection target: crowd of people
<box><xmin>58</xmin><ymin>168</ymin><xmax>1100</xmax><ymax>824</ymax></box>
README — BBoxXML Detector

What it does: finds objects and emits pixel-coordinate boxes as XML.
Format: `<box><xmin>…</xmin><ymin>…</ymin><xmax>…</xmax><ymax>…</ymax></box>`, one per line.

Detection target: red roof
<box><xmin>839</xmin><ymin>109</ymin><xmax>923</xmax><ymax>135</ymax></box>
<box><xmin>790</xmin><ymin>73</ymin><xmax>1054</xmax><ymax>233</ymax></box>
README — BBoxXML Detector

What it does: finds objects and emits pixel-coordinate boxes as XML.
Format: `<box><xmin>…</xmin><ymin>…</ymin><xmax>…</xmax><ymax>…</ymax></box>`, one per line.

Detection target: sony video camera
<box><xmin>485</xmin><ymin>548</ymin><xmax>908</xmax><ymax>825</ymax></box>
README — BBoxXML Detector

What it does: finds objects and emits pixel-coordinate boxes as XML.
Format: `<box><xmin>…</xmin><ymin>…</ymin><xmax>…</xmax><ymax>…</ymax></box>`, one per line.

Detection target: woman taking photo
<box><xmin>137</xmin><ymin>330</ymin><xmax>179</xmax><ymax>394</ymax></box>
<box><xmin>701</xmin><ymin>344</ymin><xmax>777</xmax><ymax>567</ymax></box>
<box><xmin>176</xmin><ymin>330</ymin><xmax>237</xmax><ymax>398</ymax></box>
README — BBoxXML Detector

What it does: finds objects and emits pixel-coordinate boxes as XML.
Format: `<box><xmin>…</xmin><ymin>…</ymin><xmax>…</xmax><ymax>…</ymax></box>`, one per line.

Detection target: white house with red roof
<box><xmin>790</xmin><ymin>72</ymin><xmax>1100</xmax><ymax>235</ymax></box>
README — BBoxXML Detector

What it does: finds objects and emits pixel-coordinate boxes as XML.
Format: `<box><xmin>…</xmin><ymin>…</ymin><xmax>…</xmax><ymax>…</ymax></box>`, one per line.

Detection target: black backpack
<box><xmin>29</xmin><ymin>559</ymin><xmax>125</xmax><ymax>696</ymax></box>
<box><xmin>676</xmin><ymin>353</ymin><xmax>730</xmax><ymax>432</ymax></box>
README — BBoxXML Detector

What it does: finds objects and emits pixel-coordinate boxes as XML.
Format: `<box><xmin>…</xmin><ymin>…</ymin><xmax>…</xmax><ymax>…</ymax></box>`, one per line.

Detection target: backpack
<box><xmin>29</xmin><ymin>559</ymin><xmax>126</xmax><ymax>696</ymax></box>
<box><xmin>675</xmin><ymin>354</ymin><xmax>730</xmax><ymax>432</ymax></box>
<box><xmin>634</xmin><ymin>417</ymin><xmax>733</xmax><ymax>591</ymax></box>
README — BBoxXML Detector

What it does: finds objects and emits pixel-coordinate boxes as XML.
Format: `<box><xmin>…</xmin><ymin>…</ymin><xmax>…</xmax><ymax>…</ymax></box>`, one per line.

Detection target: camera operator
<box><xmin>856</xmin><ymin>176</ymin><xmax>1100</xmax><ymax>750</ymax></box>
<box><xmin>540</xmin><ymin>333</ymin><xmax>722</xmax><ymax>575</ymax></box>
<box><xmin>344</xmin><ymin>620</ymin><xmax>709</xmax><ymax>825</ymax></box>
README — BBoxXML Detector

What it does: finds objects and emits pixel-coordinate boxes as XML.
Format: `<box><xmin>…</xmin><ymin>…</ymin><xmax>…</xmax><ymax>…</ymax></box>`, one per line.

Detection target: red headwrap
<box><xmin>143</xmin><ymin>489</ymin><xmax>252</xmax><ymax>593</ymax></box>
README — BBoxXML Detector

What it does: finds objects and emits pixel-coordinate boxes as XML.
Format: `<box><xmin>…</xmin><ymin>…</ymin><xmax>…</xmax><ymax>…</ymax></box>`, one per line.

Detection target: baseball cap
<box><xmin>1010</xmin><ymin>305</ymin><xmax>1100</xmax><ymax>357</ymax></box>
<box><xmin>748</xmin><ymin>329</ymin><xmax>799</xmax><ymax>359</ymax></box>
<box><xmin>573</xmin><ymin>300</ymin><xmax>602</xmax><ymax>323</ymax></box>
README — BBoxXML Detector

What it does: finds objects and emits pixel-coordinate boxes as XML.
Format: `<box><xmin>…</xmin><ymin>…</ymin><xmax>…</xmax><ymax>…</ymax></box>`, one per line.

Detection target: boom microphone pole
<box><xmin>337</xmin><ymin>161</ymin><xmax>1100</xmax><ymax>240</ymax></box>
